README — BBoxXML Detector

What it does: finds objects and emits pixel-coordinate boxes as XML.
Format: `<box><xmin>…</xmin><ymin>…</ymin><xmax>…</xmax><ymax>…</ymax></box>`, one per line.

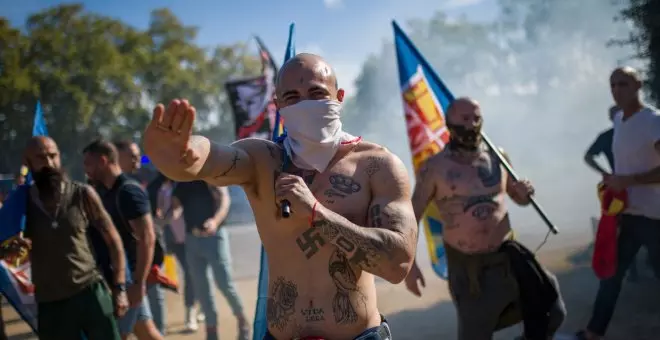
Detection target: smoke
<box><xmin>342</xmin><ymin>0</ymin><xmax>643</xmax><ymax>234</ymax></box>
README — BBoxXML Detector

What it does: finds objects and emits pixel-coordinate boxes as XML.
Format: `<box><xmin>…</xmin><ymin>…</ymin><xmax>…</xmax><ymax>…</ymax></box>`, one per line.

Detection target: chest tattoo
<box><xmin>475</xmin><ymin>153</ymin><xmax>501</xmax><ymax>188</ymax></box>
<box><xmin>324</xmin><ymin>175</ymin><xmax>361</xmax><ymax>199</ymax></box>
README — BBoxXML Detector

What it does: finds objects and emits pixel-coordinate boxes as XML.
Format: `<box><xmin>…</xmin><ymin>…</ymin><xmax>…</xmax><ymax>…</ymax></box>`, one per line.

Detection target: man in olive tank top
<box><xmin>1</xmin><ymin>136</ymin><xmax>128</xmax><ymax>340</ymax></box>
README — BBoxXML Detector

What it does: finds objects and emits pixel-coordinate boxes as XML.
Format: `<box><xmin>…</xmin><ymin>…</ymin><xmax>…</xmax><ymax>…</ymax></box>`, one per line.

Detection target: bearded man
<box><xmin>1</xmin><ymin>136</ymin><xmax>128</xmax><ymax>340</ymax></box>
<box><xmin>404</xmin><ymin>98</ymin><xmax>566</xmax><ymax>340</ymax></box>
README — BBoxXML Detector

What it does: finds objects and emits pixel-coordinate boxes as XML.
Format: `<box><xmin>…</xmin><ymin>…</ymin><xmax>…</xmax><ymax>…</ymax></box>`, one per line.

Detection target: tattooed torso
<box><xmin>420</xmin><ymin>147</ymin><xmax>511</xmax><ymax>254</ymax></box>
<box><xmin>242</xmin><ymin>139</ymin><xmax>383</xmax><ymax>339</ymax></box>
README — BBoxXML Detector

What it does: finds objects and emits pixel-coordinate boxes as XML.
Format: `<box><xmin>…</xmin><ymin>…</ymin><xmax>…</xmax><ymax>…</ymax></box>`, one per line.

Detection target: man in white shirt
<box><xmin>577</xmin><ymin>66</ymin><xmax>660</xmax><ymax>340</ymax></box>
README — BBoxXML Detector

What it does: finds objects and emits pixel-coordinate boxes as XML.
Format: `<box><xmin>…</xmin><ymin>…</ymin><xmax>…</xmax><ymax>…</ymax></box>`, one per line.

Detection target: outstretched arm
<box><xmin>313</xmin><ymin>153</ymin><xmax>418</xmax><ymax>284</ymax></box>
<box><xmin>143</xmin><ymin>100</ymin><xmax>260</xmax><ymax>187</ymax></box>
<box><xmin>195</xmin><ymin>138</ymin><xmax>261</xmax><ymax>187</ymax></box>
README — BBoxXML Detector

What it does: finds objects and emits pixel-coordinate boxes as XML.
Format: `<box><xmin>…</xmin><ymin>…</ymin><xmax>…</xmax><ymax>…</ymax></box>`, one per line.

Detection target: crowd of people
<box><xmin>0</xmin><ymin>137</ymin><xmax>249</xmax><ymax>340</ymax></box>
<box><xmin>0</xmin><ymin>54</ymin><xmax>658</xmax><ymax>340</ymax></box>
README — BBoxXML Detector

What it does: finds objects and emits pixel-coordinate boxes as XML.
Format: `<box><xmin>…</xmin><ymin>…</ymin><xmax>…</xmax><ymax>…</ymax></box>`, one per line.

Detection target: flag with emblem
<box><xmin>392</xmin><ymin>21</ymin><xmax>454</xmax><ymax>279</ymax></box>
<box><xmin>253</xmin><ymin>23</ymin><xmax>296</xmax><ymax>340</ymax></box>
<box><xmin>225</xmin><ymin>36</ymin><xmax>278</xmax><ymax>140</ymax></box>
<box><xmin>0</xmin><ymin>101</ymin><xmax>46</xmax><ymax>333</ymax></box>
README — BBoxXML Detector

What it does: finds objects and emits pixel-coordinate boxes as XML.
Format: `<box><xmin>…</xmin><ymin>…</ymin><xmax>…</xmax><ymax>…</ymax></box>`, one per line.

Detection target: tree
<box><xmin>0</xmin><ymin>4</ymin><xmax>260</xmax><ymax>178</ymax></box>
<box><xmin>616</xmin><ymin>0</ymin><xmax>660</xmax><ymax>106</ymax></box>
<box><xmin>0</xmin><ymin>18</ymin><xmax>36</xmax><ymax>173</ymax></box>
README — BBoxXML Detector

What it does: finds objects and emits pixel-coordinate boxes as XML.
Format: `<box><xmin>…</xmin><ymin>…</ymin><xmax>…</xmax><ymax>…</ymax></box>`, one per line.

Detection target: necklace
<box><xmin>33</xmin><ymin>183</ymin><xmax>64</xmax><ymax>228</ymax></box>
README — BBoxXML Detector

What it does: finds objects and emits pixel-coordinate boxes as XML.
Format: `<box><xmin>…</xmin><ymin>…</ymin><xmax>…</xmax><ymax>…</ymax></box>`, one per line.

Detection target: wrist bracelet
<box><xmin>309</xmin><ymin>201</ymin><xmax>319</xmax><ymax>226</ymax></box>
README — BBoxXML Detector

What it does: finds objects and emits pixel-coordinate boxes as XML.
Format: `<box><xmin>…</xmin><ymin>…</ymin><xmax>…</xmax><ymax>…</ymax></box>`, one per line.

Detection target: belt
<box><xmin>265</xmin><ymin>316</ymin><xmax>391</xmax><ymax>340</ymax></box>
<box><xmin>353</xmin><ymin>319</ymin><xmax>391</xmax><ymax>340</ymax></box>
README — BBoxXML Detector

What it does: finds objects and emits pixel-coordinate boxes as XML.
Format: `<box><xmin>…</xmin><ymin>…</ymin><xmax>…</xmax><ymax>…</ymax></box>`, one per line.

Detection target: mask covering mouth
<box><xmin>447</xmin><ymin>123</ymin><xmax>482</xmax><ymax>152</ymax></box>
<box><xmin>33</xmin><ymin>166</ymin><xmax>64</xmax><ymax>200</ymax></box>
<box><xmin>279</xmin><ymin>99</ymin><xmax>355</xmax><ymax>173</ymax></box>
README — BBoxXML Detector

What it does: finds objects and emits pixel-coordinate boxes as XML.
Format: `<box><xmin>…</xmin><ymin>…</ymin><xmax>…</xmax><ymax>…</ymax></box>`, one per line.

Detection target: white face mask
<box><xmin>279</xmin><ymin>99</ymin><xmax>354</xmax><ymax>172</ymax></box>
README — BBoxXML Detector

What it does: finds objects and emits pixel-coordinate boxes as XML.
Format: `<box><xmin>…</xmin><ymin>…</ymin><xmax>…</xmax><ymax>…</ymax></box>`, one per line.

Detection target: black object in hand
<box><xmin>281</xmin><ymin>200</ymin><xmax>291</xmax><ymax>218</ymax></box>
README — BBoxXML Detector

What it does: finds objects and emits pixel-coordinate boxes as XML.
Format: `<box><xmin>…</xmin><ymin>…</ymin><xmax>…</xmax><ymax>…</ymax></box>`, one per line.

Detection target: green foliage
<box><xmin>616</xmin><ymin>0</ymin><xmax>660</xmax><ymax>106</ymax></box>
<box><xmin>0</xmin><ymin>4</ymin><xmax>261</xmax><ymax>177</ymax></box>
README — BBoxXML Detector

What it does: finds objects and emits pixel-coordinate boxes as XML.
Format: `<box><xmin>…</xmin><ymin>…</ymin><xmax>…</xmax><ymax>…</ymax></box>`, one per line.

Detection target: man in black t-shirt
<box><xmin>83</xmin><ymin>140</ymin><xmax>164</xmax><ymax>340</ymax></box>
<box><xmin>115</xmin><ymin>139</ymin><xmax>167</xmax><ymax>335</ymax></box>
<box><xmin>172</xmin><ymin>181</ymin><xmax>249</xmax><ymax>340</ymax></box>
<box><xmin>584</xmin><ymin>106</ymin><xmax>618</xmax><ymax>175</ymax></box>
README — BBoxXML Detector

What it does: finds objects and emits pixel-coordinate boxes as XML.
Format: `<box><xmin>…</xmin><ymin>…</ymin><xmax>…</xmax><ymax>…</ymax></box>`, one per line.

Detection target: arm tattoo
<box><xmin>214</xmin><ymin>149</ymin><xmax>240</xmax><ymax>178</ymax></box>
<box><xmin>369</xmin><ymin>204</ymin><xmax>383</xmax><ymax>228</ymax></box>
<box><xmin>365</xmin><ymin>156</ymin><xmax>385</xmax><ymax>178</ymax></box>
<box><xmin>267</xmin><ymin>276</ymin><xmax>299</xmax><ymax>331</ymax></box>
<box><xmin>81</xmin><ymin>187</ymin><xmax>113</xmax><ymax>234</ymax></box>
<box><xmin>311</xmin><ymin>217</ymin><xmax>400</xmax><ymax>271</ymax></box>
<box><xmin>265</xmin><ymin>142</ymin><xmax>278</xmax><ymax>160</ymax></box>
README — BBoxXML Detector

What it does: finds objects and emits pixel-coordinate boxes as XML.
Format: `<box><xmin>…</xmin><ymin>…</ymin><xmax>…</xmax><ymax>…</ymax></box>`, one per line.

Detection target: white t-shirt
<box><xmin>612</xmin><ymin>106</ymin><xmax>660</xmax><ymax>219</ymax></box>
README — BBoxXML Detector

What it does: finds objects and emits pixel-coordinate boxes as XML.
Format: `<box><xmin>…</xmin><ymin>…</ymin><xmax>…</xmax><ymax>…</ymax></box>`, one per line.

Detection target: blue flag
<box><xmin>270</xmin><ymin>23</ymin><xmax>295</xmax><ymax>142</ymax></box>
<box><xmin>392</xmin><ymin>21</ymin><xmax>456</xmax><ymax>279</ymax></box>
<box><xmin>253</xmin><ymin>23</ymin><xmax>296</xmax><ymax>340</ymax></box>
<box><xmin>0</xmin><ymin>101</ymin><xmax>49</xmax><ymax>333</ymax></box>
<box><xmin>0</xmin><ymin>100</ymin><xmax>47</xmax><ymax>242</ymax></box>
<box><xmin>32</xmin><ymin>101</ymin><xmax>48</xmax><ymax>137</ymax></box>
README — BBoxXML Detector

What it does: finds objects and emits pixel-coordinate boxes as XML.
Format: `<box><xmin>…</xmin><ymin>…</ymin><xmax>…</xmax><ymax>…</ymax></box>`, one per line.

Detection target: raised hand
<box><xmin>143</xmin><ymin>99</ymin><xmax>201</xmax><ymax>178</ymax></box>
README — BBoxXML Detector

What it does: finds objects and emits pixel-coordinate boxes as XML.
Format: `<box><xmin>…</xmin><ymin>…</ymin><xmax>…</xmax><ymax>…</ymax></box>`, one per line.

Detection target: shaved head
<box><xmin>610</xmin><ymin>66</ymin><xmax>641</xmax><ymax>82</ymax></box>
<box><xmin>447</xmin><ymin>97</ymin><xmax>481</xmax><ymax>125</ymax></box>
<box><xmin>24</xmin><ymin>136</ymin><xmax>61</xmax><ymax>172</ymax></box>
<box><xmin>26</xmin><ymin>136</ymin><xmax>55</xmax><ymax>153</ymax></box>
<box><xmin>275</xmin><ymin>53</ymin><xmax>344</xmax><ymax>109</ymax></box>
<box><xmin>610</xmin><ymin>66</ymin><xmax>642</xmax><ymax>110</ymax></box>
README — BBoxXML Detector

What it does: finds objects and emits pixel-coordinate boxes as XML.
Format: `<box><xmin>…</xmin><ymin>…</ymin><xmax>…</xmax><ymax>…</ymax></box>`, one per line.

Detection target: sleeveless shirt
<box><xmin>25</xmin><ymin>180</ymin><xmax>102</xmax><ymax>303</ymax></box>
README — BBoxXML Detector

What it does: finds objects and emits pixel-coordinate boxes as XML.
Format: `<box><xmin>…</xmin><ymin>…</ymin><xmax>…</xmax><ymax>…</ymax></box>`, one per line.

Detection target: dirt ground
<box><xmin>3</xmin><ymin>242</ymin><xmax>659</xmax><ymax>340</ymax></box>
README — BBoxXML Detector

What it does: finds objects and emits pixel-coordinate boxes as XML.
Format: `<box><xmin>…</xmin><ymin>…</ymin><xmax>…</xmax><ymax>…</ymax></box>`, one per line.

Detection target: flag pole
<box><xmin>253</xmin><ymin>23</ymin><xmax>297</xmax><ymax>340</ymax></box>
<box><xmin>392</xmin><ymin>21</ymin><xmax>558</xmax><ymax>234</ymax></box>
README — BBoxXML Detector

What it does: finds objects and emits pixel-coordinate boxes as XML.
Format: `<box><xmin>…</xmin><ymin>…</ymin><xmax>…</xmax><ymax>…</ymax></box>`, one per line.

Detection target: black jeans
<box><xmin>587</xmin><ymin>214</ymin><xmax>660</xmax><ymax>335</ymax></box>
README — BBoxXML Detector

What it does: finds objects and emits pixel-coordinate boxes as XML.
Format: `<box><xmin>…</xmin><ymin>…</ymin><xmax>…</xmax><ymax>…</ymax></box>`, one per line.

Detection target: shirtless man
<box><xmin>143</xmin><ymin>53</ymin><xmax>417</xmax><ymax>339</ymax></box>
<box><xmin>404</xmin><ymin>98</ymin><xmax>566</xmax><ymax>340</ymax></box>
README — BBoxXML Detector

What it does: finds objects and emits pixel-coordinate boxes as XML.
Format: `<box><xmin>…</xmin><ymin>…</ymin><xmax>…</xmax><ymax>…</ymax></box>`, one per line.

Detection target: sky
<box><xmin>1</xmin><ymin>0</ymin><xmax>498</xmax><ymax>93</ymax></box>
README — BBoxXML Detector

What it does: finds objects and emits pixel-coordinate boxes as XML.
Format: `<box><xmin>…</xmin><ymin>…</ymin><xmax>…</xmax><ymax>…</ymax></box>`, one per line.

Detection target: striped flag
<box><xmin>392</xmin><ymin>21</ymin><xmax>454</xmax><ymax>279</ymax></box>
<box><xmin>0</xmin><ymin>101</ymin><xmax>47</xmax><ymax>332</ymax></box>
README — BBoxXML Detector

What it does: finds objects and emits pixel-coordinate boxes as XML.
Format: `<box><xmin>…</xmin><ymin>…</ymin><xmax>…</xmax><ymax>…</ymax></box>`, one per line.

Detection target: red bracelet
<box><xmin>309</xmin><ymin>201</ymin><xmax>319</xmax><ymax>226</ymax></box>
